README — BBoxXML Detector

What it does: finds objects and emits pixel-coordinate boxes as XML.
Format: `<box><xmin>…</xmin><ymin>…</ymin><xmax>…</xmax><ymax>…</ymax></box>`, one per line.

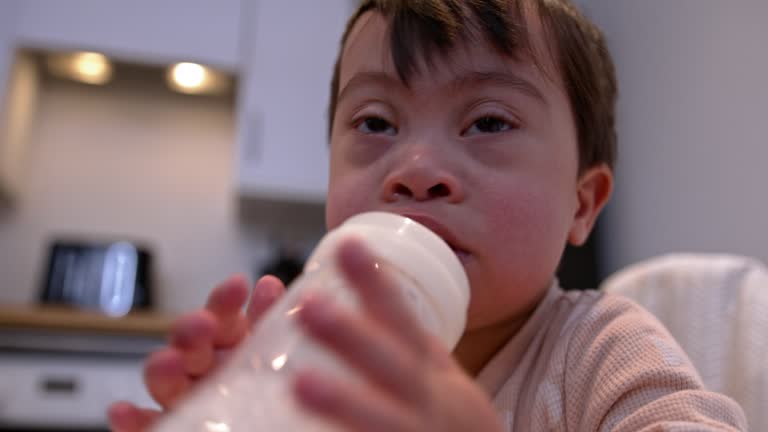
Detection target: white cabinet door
<box><xmin>11</xmin><ymin>0</ymin><xmax>242</xmax><ymax>71</ymax></box>
<box><xmin>236</xmin><ymin>1</ymin><xmax>353</xmax><ymax>203</ymax></box>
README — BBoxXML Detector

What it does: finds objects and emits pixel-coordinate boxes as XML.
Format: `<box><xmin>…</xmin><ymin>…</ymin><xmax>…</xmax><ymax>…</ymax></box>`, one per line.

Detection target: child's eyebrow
<box><xmin>336</xmin><ymin>71</ymin><xmax>401</xmax><ymax>106</ymax></box>
<box><xmin>337</xmin><ymin>70</ymin><xmax>547</xmax><ymax>106</ymax></box>
<box><xmin>451</xmin><ymin>71</ymin><xmax>548</xmax><ymax>106</ymax></box>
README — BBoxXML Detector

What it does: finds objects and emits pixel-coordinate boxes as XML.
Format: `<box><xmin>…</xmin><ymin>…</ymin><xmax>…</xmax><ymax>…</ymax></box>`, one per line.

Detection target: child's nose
<box><xmin>380</xmin><ymin>154</ymin><xmax>465</xmax><ymax>203</ymax></box>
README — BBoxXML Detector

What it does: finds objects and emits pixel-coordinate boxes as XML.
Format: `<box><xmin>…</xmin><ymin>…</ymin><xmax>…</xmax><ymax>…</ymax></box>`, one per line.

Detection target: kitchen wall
<box><xmin>0</xmin><ymin>69</ymin><xmax>325</xmax><ymax>313</ymax></box>
<box><xmin>580</xmin><ymin>0</ymin><xmax>768</xmax><ymax>274</ymax></box>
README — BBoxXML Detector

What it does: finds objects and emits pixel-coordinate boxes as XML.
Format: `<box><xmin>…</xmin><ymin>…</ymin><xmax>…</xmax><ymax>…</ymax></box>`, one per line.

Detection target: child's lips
<box><xmin>399</xmin><ymin>213</ymin><xmax>471</xmax><ymax>263</ymax></box>
<box><xmin>450</xmin><ymin>246</ymin><xmax>471</xmax><ymax>264</ymax></box>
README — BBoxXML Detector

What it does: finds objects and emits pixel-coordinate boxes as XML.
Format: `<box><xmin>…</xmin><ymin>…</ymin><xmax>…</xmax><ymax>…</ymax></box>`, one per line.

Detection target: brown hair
<box><xmin>327</xmin><ymin>0</ymin><xmax>617</xmax><ymax>172</ymax></box>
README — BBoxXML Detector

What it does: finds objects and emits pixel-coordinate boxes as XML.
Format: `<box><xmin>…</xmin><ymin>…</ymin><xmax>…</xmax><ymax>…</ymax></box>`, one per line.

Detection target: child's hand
<box><xmin>294</xmin><ymin>238</ymin><xmax>504</xmax><ymax>432</ymax></box>
<box><xmin>107</xmin><ymin>274</ymin><xmax>285</xmax><ymax>432</ymax></box>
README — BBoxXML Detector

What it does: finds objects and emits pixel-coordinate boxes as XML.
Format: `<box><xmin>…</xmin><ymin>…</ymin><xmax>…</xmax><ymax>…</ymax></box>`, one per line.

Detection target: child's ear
<box><xmin>568</xmin><ymin>164</ymin><xmax>614</xmax><ymax>246</ymax></box>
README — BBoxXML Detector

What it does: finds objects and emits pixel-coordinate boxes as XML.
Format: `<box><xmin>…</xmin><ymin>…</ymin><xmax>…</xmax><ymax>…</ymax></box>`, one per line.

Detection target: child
<box><xmin>109</xmin><ymin>1</ymin><xmax>747</xmax><ymax>430</ymax></box>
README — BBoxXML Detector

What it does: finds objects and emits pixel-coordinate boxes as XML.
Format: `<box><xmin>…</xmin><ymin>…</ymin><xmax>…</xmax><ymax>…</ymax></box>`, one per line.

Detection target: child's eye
<box><xmin>465</xmin><ymin>116</ymin><xmax>517</xmax><ymax>135</ymax></box>
<box><xmin>356</xmin><ymin>117</ymin><xmax>397</xmax><ymax>136</ymax></box>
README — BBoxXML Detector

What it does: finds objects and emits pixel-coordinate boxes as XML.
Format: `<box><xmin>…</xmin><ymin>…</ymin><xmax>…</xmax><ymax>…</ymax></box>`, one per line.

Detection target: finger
<box><xmin>169</xmin><ymin>311</ymin><xmax>217</xmax><ymax>376</ymax></box>
<box><xmin>144</xmin><ymin>349</ymin><xmax>191</xmax><ymax>409</ymax></box>
<box><xmin>245</xmin><ymin>275</ymin><xmax>285</xmax><ymax>326</ymax></box>
<box><xmin>294</xmin><ymin>369</ymin><xmax>419</xmax><ymax>432</ymax></box>
<box><xmin>206</xmin><ymin>274</ymin><xmax>250</xmax><ymax>315</ymax></box>
<box><xmin>205</xmin><ymin>274</ymin><xmax>250</xmax><ymax>347</ymax></box>
<box><xmin>108</xmin><ymin>401</ymin><xmax>160</xmax><ymax>432</ymax></box>
<box><xmin>298</xmin><ymin>296</ymin><xmax>425</xmax><ymax>404</ymax></box>
<box><xmin>335</xmin><ymin>237</ymin><xmax>428</xmax><ymax>351</ymax></box>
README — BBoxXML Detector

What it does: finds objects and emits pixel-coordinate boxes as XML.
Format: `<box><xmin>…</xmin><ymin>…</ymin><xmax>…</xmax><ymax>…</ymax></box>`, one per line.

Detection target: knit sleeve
<box><xmin>562</xmin><ymin>295</ymin><xmax>748</xmax><ymax>431</ymax></box>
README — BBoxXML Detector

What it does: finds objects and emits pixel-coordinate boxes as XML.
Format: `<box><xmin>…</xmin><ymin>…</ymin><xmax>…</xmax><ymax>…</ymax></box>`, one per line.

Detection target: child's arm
<box><xmin>107</xmin><ymin>274</ymin><xmax>285</xmax><ymax>432</ymax></box>
<box><xmin>563</xmin><ymin>297</ymin><xmax>748</xmax><ymax>431</ymax></box>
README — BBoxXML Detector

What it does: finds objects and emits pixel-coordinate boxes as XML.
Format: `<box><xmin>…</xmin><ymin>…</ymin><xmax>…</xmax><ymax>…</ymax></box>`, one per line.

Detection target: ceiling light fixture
<box><xmin>46</xmin><ymin>51</ymin><xmax>113</xmax><ymax>85</ymax></box>
<box><xmin>166</xmin><ymin>62</ymin><xmax>229</xmax><ymax>95</ymax></box>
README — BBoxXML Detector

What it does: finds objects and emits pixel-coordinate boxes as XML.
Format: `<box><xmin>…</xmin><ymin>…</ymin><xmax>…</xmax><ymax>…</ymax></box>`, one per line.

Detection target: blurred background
<box><xmin>0</xmin><ymin>0</ymin><xmax>766</xmax><ymax>430</ymax></box>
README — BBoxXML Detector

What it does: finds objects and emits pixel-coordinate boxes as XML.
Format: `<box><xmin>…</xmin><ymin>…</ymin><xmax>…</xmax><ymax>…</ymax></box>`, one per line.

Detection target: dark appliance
<box><xmin>40</xmin><ymin>240</ymin><xmax>153</xmax><ymax>315</ymax></box>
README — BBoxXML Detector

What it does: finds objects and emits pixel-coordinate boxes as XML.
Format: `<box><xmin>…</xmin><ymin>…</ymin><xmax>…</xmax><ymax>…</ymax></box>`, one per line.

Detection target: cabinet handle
<box><xmin>40</xmin><ymin>376</ymin><xmax>79</xmax><ymax>394</ymax></box>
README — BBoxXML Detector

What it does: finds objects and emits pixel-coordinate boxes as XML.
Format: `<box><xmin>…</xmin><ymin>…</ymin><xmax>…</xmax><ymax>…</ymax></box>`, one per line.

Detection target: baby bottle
<box><xmin>151</xmin><ymin>211</ymin><xmax>470</xmax><ymax>431</ymax></box>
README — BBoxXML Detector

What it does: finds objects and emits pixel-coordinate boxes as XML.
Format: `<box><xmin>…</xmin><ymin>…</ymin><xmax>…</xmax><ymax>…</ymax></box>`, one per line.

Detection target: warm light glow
<box><xmin>286</xmin><ymin>305</ymin><xmax>303</xmax><ymax>316</ymax></box>
<box><xmin>170</xmin><ymin>62</ymin><xmax>207</xmax><ymax>89</ymax></box>
<box><xmin>204</xmin><ymin>421</ymin><xmax>230</xmax><ymax>432</ymax></box>
<box><xmin>46</xmin><ymin>51</ymin><xmax>113</xmax><ymax>85</ymax></box>
<box><xmin>271</xmin><ymin>353</ymin><xmax>288</xmax><ymax>371</ymax></box>
<box><xmin>75</xmin><ymin>52</ymin><xmax>107</xmax><ymax>76</ymax></box>
<box><xmin>165</xmin><ymin>62</ymin><xmax>230</xmax><ymax>95</ymax></box>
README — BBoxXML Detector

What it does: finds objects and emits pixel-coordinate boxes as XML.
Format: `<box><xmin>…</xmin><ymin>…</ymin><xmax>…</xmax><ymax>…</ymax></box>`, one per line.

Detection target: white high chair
<box><xmin>601</xmin><ymin>254</ymin><xmax>768</xmax><ymax>431</ymax></box>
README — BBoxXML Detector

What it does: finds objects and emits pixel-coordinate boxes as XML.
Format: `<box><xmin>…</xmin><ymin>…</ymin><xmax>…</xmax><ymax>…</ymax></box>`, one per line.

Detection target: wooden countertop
<box><xmin>0</xmin><ymin>304</ymin><xmax>175</xmax><ymax>336</ymax></box>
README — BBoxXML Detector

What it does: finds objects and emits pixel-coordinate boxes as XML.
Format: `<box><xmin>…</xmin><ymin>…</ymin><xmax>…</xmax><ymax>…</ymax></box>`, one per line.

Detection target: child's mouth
<box><xmin>449</xmin><ymin>244</ymin><xmax>471</xmax><ymax>264</ymax></box>
<box><xmin>399</xmin><ymin>213</ymin><xmax>471</xmax><ymax>264</ymax></box>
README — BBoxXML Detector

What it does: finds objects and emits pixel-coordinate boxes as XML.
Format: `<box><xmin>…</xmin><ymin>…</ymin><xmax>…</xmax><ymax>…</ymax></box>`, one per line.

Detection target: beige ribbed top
<box><xmin>476</xmin><ymin>284</ymin><xmax>748</xmax><ymax>431</ymax></box>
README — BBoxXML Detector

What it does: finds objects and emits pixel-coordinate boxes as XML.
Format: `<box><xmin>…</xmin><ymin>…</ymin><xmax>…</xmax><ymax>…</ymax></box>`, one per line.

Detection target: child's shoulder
<box><xmin>551</xmin><ymin>289</ymin><xmax>747</xmax><ymax>430</ymax></box>
<box><xmin>553</xmin><ymin>287</ymin><xmax>702</xmax><ymax>388</ymax></box>
<box><xmin>559</xmin><ymin>288</ymin><xmax>676</xmax><ymax>346</ymax></box>
<box><xmin>558</xmin><ymin>288</ymin><xmax>696</xmax><ymax>376</ymax></box>
<box><xmin>489</xmin><ymin>286</ymin><xmax>746</xmax><ymax>430</ymax></box>
<box><xmin>545</xmin><ymin>286</ymin><xmax>663</xmax><ymax>345</ymax></box>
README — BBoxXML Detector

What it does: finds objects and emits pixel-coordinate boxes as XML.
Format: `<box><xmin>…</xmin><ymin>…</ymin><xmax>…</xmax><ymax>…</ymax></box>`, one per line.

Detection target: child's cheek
<box><xmin>324</xmin><ymin>173</ymin><xmax>373</xmax><ymax>231</ymax></box>
<box><xmin>465</xmin><ymin>185</ymin><xmax>573</xmax><ymax>327</ymax></box>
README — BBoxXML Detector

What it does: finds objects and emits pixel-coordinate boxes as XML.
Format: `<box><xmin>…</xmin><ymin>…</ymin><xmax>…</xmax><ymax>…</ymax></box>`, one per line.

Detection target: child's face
<box><xmin>325</xmin><ymin>11</ymin><xmax>609</xmax><ymax>330</ymax></box>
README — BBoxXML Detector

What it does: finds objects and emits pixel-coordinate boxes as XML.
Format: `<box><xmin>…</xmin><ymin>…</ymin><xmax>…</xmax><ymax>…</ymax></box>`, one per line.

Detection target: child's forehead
<box><xmin>337</xmin><ymin>9</ymin><xmax>563</xmax><ymax>99</ymax></box>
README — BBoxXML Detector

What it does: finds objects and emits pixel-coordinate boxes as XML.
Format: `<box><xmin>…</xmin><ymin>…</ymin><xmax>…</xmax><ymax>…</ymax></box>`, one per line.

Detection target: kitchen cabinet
<box><xmin>0</xmin><ymin>0</ymin><xmax>359</xmax><ymax>205</ymax></box>
<box><xmin>0</xmin><ymin>1</ymin><xmax>243</xmax><ymax>207</ymax></box>
<box><xmin>0</xmin><ymin>306</ymin><xmax>170</xmax><ymax>429</ymax></box>
<box><xmin>236</xmin><ymin>0</ymin><xmax>354</xmax><ymax>203</ymax></box>
<box><xmin>10</xmin><ymin>0</ymin><xmax>242</xmax><ymax>71</ymax></box>
<box><xmin>0</xmin><ymin>354</ymin><xmax>152</xmax><ymax>429</ymax></box>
